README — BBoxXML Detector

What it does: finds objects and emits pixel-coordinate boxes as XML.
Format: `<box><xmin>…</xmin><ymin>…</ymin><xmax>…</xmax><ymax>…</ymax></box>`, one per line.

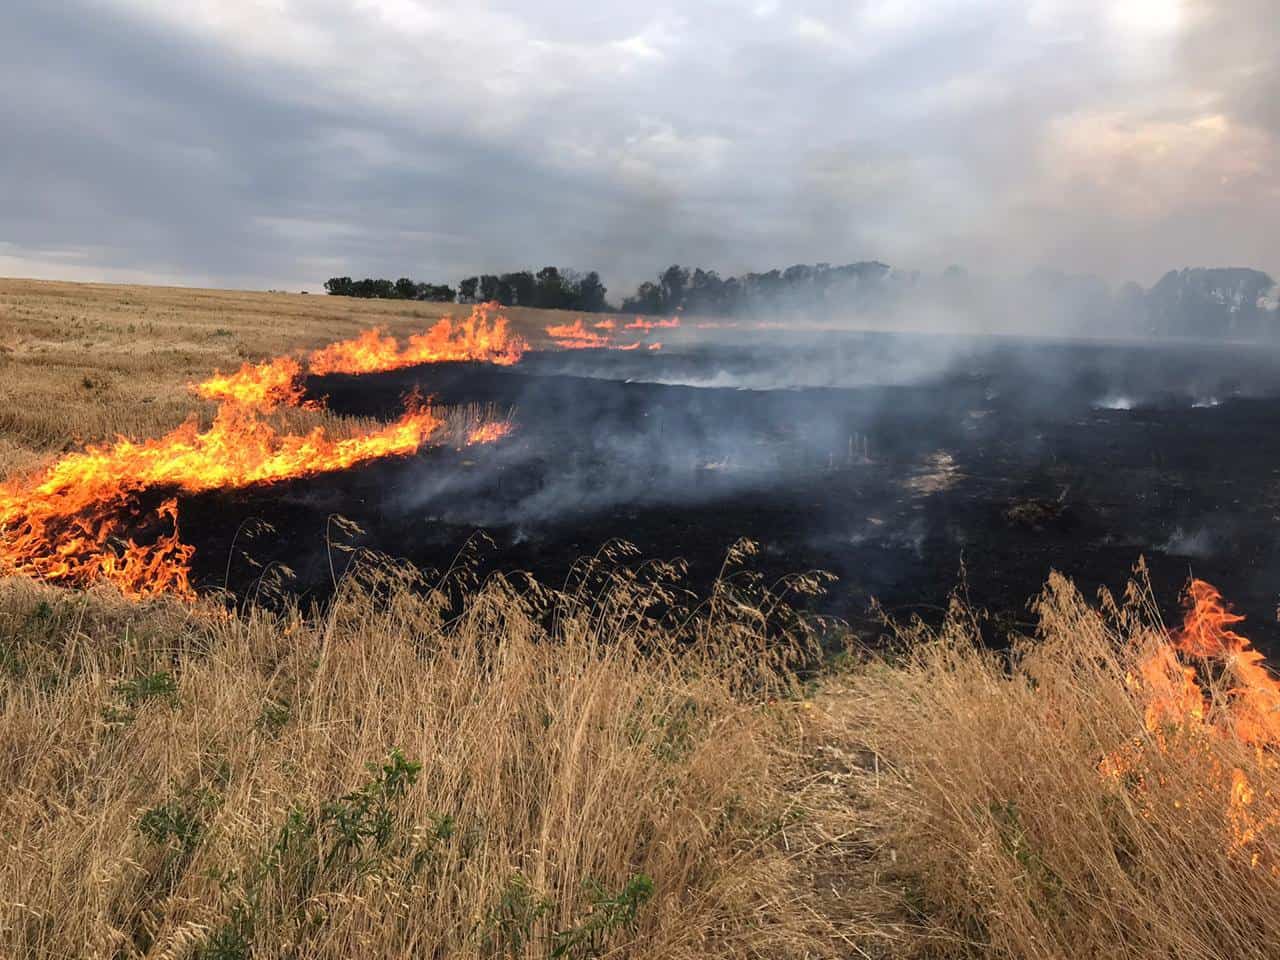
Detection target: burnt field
<box><xmin>176</xmin><ymin>331</ymin><xmax>1280</xmax><ymax>648</ymax></box>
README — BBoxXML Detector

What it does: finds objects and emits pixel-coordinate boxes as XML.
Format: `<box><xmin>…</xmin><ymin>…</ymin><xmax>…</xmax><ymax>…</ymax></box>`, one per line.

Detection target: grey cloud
<box><xmin>0</xmin><ymin>0</ymin><xmax>1274</xmax><ymax>293</ymax></box>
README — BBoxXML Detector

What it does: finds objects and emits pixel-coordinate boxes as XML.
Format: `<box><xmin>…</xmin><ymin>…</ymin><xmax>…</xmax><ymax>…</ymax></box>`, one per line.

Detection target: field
<box><xmin>4</xmin><ymin>279</ymin><xmax>1280</xmax><ymax>958</ymax></box>
<box><xmin>0</xmin><ymin>279</ymin><xmax>567</xmax><ymax>480</ymax></box>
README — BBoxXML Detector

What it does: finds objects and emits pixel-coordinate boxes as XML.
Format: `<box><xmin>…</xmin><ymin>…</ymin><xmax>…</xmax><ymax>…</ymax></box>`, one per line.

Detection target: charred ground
<box><xmin>175</xmin><ymin>332</ymin><xmax>1280</xmax><ymax>649</ymax></box>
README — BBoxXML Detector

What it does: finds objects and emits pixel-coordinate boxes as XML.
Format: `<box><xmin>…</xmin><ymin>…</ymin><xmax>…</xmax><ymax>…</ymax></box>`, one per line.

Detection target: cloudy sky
<box><xmin>1</xmin><ymin>0</ymin><xmax>1275</xmax><ymax>293</ymax></box>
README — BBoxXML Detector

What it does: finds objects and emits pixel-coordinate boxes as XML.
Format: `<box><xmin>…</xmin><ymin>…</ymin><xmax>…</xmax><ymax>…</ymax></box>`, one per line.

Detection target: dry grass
<box><xmin>0</xmin><ymin>545</ymin><xmax>855</xmax><ymax>959</ymax></box>
<box><xmin>833</xmin><ymin>569</ymin><xmax>1280</xmax><ymax>959</ymax></box>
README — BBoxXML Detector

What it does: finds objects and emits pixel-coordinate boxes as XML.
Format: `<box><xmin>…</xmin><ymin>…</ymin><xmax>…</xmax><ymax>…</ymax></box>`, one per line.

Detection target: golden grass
<box><xmin>835</xmin><ymin>568</ymin><xmax>1280</xmax><ymax>959</ymax></box>
<box><xmin>0</xmin><ymin>546</ymin><xmax>849</xmax><ymax>959</ymax></box>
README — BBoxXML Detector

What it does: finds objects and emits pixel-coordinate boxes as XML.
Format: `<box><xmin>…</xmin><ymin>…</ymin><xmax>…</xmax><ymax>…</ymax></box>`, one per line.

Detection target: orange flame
<box><xmin>1172</xmin><ymin>579</ymin><xmax>1280</xmax><ymax>744</ymax></box>
<box><xmin>466</xmin><ymin>421</ymin><xmax>513</xmax><ymax>446</ymax></box>
<box><xmin>544</xmin><ymin>318</ymin><xmax>612</xmax><ymax>349</ymax></box>
<box><xmin>194</xmin><ymin>356</ymin><xmax>307</xmax><ymax>411</ymax></box>
<box><xmin>624</xmin><ymin>316</ymin><xmax>680</xmax><ymax>331</ymax></box>
<box><xmin>2</xmin><ymin>310</ymin><xmax>525</xmax><ymax>597</ymax></box>
<box><xmin>0</xmin><ymin>403</ymin><xmax>445</xmax><ymax>597</ymax></box>
<box><xmin>1103</xmin><ymin>579</ymin><xmax>1280</xmax><ymax>870</ymax></box>
<box><xmin>545</xmin><ymin>316</ymin><xmax>669</xmax><ymax>352</ymax></box>
<box><xmin>309</xmin><ymin>303</ymin><xmax>526</xmax><ymax>375</ymax></box>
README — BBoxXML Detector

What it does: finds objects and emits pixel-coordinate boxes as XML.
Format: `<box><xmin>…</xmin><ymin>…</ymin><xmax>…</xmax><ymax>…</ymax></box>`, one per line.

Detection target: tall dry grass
<box><xmin>0</xmin><ymin>542</ymin><xmax>846</xmax><ymax>959</ymax></box>
<box><xmin>843</xmin><ymin>568</ymin><xmax>1280</xmax><ymax>959</ymax></box>
<box><xmin>6</xmin><ymin>535</ymin><xmax>1280</xmax><ymax>958</ymax></box>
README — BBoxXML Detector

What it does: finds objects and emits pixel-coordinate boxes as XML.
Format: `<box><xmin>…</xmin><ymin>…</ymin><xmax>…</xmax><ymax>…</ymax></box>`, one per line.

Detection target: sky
<box><xmin>1</xmin><ymin>0</ymin><xmax>1275</xmax><ymax>294</ymax></box>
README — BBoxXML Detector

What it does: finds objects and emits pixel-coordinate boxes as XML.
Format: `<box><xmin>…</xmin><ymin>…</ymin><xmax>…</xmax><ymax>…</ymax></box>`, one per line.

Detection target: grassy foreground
<box><xmin>4</xmin><ymin>556</ymin><xmax>1280</xmax><ymax>958</ymax></box>
<box><xmin>1</xmin><ymin>547</ymin><xmax>849</xmax><ymax>958</ymax></box>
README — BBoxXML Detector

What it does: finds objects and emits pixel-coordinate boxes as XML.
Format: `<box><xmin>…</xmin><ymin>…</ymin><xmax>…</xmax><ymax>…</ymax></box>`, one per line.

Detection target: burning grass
<box><xmin>835</xmin><ymin>566</ymin><xmax>1280</xmax><ymax>958</ymax></box>
<box><xmin>0</xmin><ymin>278</ymin><xmax>592</xmax><ymax>480</ymax></box>
<box><xmin>0</xmin><ymin>281</ymin><xmax>456</xmax><ymax>476</ymax></box>
<box><xmin>544</xmin><ymin>315</ymin><xmax>678</xmax><ymax>351</ymax></box>
<box><xmin>8</xmin><ymin>279</ymin><xmax>1280</xmax><ymax>956</ymax></box>
<box><xmin>1</xmin><ymin>299</ymin><xmax>524</xmax><ymax>598</ymax></box>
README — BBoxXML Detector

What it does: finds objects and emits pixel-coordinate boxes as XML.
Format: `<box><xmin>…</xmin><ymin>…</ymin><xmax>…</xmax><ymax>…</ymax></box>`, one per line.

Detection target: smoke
<box><xmin>374</xmin><ymin>327</ymin><xmax>1280</xmax><ymax>546</ymax></box>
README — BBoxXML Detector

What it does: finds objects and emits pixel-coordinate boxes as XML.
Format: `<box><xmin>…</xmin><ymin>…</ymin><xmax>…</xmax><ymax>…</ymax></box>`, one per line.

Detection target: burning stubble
<box><xmin>0</xmin><ymin>305</ymin><xmax>523</xmax><ymax>597</ymax></box>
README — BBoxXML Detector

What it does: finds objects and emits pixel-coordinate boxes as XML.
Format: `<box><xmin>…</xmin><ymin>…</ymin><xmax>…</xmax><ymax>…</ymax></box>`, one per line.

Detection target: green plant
<box><xmin>139</xmin><ymin>799</ymin><xmax>204</xmax><ymax>854</ymax></box>
<box><xmin>257</xmin><ymin>698</ymin><xmax>290</xmax><ymax>735</ymax></box>
<box><xmin>550</xmin><ymin>874</ymin><xmax>655</xmax><ymax>959</ymax></box>
<box><xmin>479</xmin><ymin>873</ymin><xmax>553</xmax><ymax>956</ymax></box>
<box><xmin>198</xmin><ymin>904</ymin><xmax>253</xmax><ymax>960</ymax></box>
<box><xmin>319</xmin><ymin>748</ymin><xmax>422</xmax><ymax>869</ymax></box>
<box><xmin>114</xmin><ymin>671</ymin><xmax>178</xmax><ymax>707</ymax></box>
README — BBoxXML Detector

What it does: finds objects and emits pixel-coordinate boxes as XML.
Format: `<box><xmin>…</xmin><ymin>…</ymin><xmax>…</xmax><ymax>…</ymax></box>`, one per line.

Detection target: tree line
<box><xmin>323</xmin><ymin>277</ymin><xmax>457</xmax><ymax>301</ymax></box>
<box><xmin>323</xmin><ymin>268</ymin><xmax>608</xmax><ymax>311</ymax></box>
<box><xmin>619</xmin><ymin>262</ymin><xmax>891</xmax><ymax>314</ymax></box>
<box><xmin>457</xmin><ymin>268</ymin><xmax>609</xmax><ymax>311</ymax></box>
<box><xmin>322</xmin><ymin>262</ymin><xmax>1280</xmax><ymax>340</ymax></box>
<box><xmin>322</xmin><ymin>261</ymin><xmax>891</xmax><ymax>315</ymax></box>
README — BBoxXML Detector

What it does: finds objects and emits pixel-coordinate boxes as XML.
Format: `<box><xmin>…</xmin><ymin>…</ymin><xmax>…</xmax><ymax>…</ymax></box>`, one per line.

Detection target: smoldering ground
<box><xmin>168</xmin><ymin>330</ymin><xmax>1280</xmax><ymax>649</ymax></box>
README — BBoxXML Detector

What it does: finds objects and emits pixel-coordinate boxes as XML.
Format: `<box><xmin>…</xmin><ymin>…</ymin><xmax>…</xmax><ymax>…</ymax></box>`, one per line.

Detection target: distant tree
<box><xmin>415</xmin><ymin>282</ymin><xmax>456</xmax><ymax>302</ymax></box>
<box><xmin>500</xmin><ymin>271</ymin><xmax>536</xmax><ymax>306</ymax></box>
<box><xmin>324</xmin><ymin>276</ymin><xmax>354</xmax><ymax>296</ymax></box>
<box><xmin>576</xmin><ymin>271</ymin><xmax>609</xmax><ymax>312</ymax></box>
<box><xmin>458</xmin><ymin>276</ymin><xmax>479</xmax><ymax>303</ymax></box>
<box><xmin>720</xmin><ymin>275</ymin><xmax>742</xmax><ymax>313</ymax></box>
<box><xmin>478</xmin><ymin>275</ymin><xmax>501</xmax><ymax>302</ymax></box>
<box><xmin>535</xmin><ymin>267</ymin><xmax>568</xmax><ymax>309</ymax></box>
<box><xmin>686</xmin><ymin>268</ymin><xmax>723</xmax><ymax>314</ymax></box>
<box><xmin>622</xmin><ymin>281</ymin><xmax>664</xmax><ymax>314</ymax></box>
<box><xmin>658</xmin><ymin>265</ymin><xmax>689</xmax><ymax>311</ymax></box>
<box><xmin>394</xmin><ymin>277</ymin><xmax>417</xmax><ymax>300</ymax></box>
<box><xmin>781</xmin><ymin>264</ymin><xmax>813</xmax><ymax>300</ymax></box>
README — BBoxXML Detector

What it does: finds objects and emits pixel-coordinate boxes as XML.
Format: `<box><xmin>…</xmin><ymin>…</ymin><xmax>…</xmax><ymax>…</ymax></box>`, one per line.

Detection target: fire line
<box><xmin>0</xmin><ymin>305</ymin><xmax>524</xmax><ymax>599</ymax></box>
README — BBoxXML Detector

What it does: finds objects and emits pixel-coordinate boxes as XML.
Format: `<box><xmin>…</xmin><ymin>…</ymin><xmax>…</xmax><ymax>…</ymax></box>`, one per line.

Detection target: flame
<box><xmin>545</xmin><ymin>316</ymin><xmax>667</xmax><ymax>352</ymax></box>
<box><xmin>1172</xmin><ymin>579</ymin><xmax>1280</xmax><ymax>744</ymax></box>
<box><xmin>466</xmin><ymin>421</ymin><xmax>513</xmax><ymax>446</ymax></box>
<box><xmin>0</xmin><ymin>402</ymin><xmax>445</xmax><ymax>597</ymax></box>
<box><xmin>1102</xmin><ymin>579</ymin><xmax>1280</xmax><ymax>870</ymax></box>
<box><xmin>2</xmin><ymin>309</ymin><xmax>525</xmax><ymax>597</ymax></box>
<box><xmin>624</xmin><ymin>316</ymin><xmax>680</xmax><ymax>331</ymax></box>
<box><xmin>194</xmin><ymin>356</ymin><xmax>307</xmax><ymax>411</ymax></box>
<box><xmin>544</xmin><ymin>318</ymin><xmax>613</xmax><ymax>349</ymax></box>
<box><xmin>309</xmin><ymin>303</ymin><xmax>526</xmax><ymax>375</ymax></box>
